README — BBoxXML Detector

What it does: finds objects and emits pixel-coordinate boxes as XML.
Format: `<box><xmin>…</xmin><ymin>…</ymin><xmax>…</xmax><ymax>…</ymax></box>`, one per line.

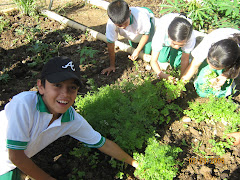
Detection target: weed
<box><xmin>0</xmin><ymin>16</ymin><xmax>10</xmax><ymax>33</ymax></box>
<box><xmin>61</xmin><ymin>33</ymin><xmax>75</xmax><ymax>43</ymax></box>
<box><xmin>27</xmin><ymin>40</ymin><xmax>59</xmax><ymax>66</ymax></box>
<box><xmin>76</xmin><ymin>46</ymin><xmax>99</xmax><ymax>65</ymax></box>
<box><xmin>13</xmin><ymin>0</ymin><xmax>38</xmax><ymax>16</ymax></box>
<box><xmin>209</xmin><ymin>137</ymin><xmax>234</xmax><ymax>156</ymax></box>
<box><xmin>86</xmin><ymin>78</ymin><xmax>98</xmax><ymax>91</ymax></box>
<box><xmin>0</xmin><ymin>73</ymin><xmax>10</xmax><ymax>84</ymax></box>
<box><xmin>159</xmin><ymin>0</ymin><xmax>240</xmax><ymax>32</ymax></box>
<box><xmin>184</xmin><ymin>95</ymin><xmax>240</xmax><ymax>133</ymax></box>
<box><xmin>134</xmin><ymin>137</ymin><xmax>182</xmax><ymax>180</ymax></box>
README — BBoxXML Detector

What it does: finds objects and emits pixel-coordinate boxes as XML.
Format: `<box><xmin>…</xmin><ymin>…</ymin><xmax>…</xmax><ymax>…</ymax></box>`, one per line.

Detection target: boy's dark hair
<box><xmin>107</xmin><ymin>0</ymin><xmax>130</xmax><ymax>24</ymax></box>
<box><xmin>208</xmin><ymin>34</ymin><xmax>240</xmax><ymax>79</ymax></box>
<box><xmin>168</xmin><ymin>17</ymin><xmax>193</xmax><ymax>42</ymax></box>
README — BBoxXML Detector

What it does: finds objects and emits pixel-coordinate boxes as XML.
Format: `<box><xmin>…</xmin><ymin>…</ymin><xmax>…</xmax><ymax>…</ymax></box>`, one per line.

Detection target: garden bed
<box><xmin>1</xmin><ymin>0</ymin><xmax>240</xmax><ymax>179</ymax></box>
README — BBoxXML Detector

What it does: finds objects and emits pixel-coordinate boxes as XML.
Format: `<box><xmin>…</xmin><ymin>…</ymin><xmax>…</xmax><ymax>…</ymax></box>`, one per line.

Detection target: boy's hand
<box><xmin>101</xmin><ymin>66</ymin><xmax>116</xmax><ymax>76</ymax></box>
<box><xmin>227</xmin><ymin>132</ymin><xmax>240</xmax><ymax>146</ymax></box>
<box><xmin>128</xmin><ymin>49</ymin><xmax>140</xmax><ymax>61</ymax></box>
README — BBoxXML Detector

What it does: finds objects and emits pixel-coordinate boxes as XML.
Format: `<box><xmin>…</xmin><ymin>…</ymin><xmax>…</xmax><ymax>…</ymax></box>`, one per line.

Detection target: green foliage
<box><xmin>76</xmin><ymin>46</ymin><xmax>99</xmax><ymax>65</ymax></box>
<box><xmin>0</xmin><ymin>16</ymin><xmax>10</xmax><ymax>34</ymax></box>
<box><xmin>70</xmin><ymin>168</ymin><xmax>85</xmax><ymax>180</ymax></box>
<box><xmin>158</xmin><ymin>78</ymin><xmax>186</xmax><ymax>102</ymax></box>
<box><xmin>134</xmin><ymin>137</ymin><xmax>182</xmax><ymax>180</ymax></box>
<box><xmin>209</xmin><ymin>137</ymin><xmax>234</xmax><ymax>156</ymax></box>
<box><xmin>73</xmin><ymin>78</ymin><xmax>183</xmax><ymax>166</ymax></box>
<box><xmin>0</xmin><ymin>73</ymin><xmax>10</xmax><ymax>84</ymax></box>
<box><xmin>13</xmin><ymin>0</ymin><xmax>38</xmax><ymax>16</ymax></box>
<box><xmin>184</xmin><ymin>95</ymin><xmax>240</xmax><ymax>133</ymax></box>
<box><xmin>61</xmin><ymin>33</ymin><xmax>75</xmax><ymax>43</ymax></box>
<box><xmin>159</xmin><ymin>0</ymin><xmax>239</xmax><ymax>32</ymax></box>
<box><xmin>27</xmin><ymin>40</ymin><xmax>59</xmax><ymax>66</ymax></box>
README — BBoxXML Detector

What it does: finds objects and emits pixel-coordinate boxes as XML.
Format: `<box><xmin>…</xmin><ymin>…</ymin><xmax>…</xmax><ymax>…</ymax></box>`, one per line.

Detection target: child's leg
<box><xmin>0</xmin><ymin>168</ymin><xmax>21</xmax><ymax>180</ymax></box>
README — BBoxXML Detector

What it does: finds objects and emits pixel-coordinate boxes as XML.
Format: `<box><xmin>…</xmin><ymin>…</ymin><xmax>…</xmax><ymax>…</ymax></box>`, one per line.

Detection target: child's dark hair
<box><xmin>107</xmin><ymin>0</ymin><xmax>130</xmax><ymax>24</ymax></box>
<box><xmin>168</xmin><ymin>17</ymin><xmax>193</xmax><ymax>42</ymax></box>
<box><xmin>208</xmin><ymin>33</ymin><xmax>240</xmax><ymax>79</ymax></box>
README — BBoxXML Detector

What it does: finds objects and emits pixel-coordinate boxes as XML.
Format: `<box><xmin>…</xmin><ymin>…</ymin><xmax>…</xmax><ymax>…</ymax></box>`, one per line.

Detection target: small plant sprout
<box><xmin>76</xmin><ymin>46</ymin><xmax>99</xmax><ymax>65</ymax></box>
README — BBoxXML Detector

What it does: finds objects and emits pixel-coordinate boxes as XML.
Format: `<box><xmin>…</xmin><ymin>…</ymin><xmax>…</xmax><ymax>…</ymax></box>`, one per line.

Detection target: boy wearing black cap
<box><xmin>0</xmin><ymin>56</ymin><xmax>138</xmax><ymax>180</ymax></box>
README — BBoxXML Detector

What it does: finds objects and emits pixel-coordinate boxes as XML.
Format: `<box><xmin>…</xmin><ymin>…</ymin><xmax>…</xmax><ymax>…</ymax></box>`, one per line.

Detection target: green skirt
<box><xmin>158</xmin><ymin>46</ymin><xmax>183</xmax><ymax>69</ymax></box>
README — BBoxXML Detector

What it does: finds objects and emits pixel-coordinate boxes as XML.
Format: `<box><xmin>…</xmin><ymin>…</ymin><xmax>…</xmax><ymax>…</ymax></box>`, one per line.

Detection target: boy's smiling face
<box><xmin>38</xmin><ymin>78</ymin><xmax>79</xmax><ymax>119</ymax></box>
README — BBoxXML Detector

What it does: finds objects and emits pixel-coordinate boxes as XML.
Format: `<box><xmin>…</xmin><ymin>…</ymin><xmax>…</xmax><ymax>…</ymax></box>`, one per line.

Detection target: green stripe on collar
<box><xmin>129</xmin><ymin>13</ymin><xmax>133</xmax><ymax>25</ymax></box>
<box><xmin>36</xmin><ymin>93</ymin><xmax>74</xmax><ymax>122</ymax></box>
<box><xmin>36</xmin><ymin>92</ymin><xmax>49</xmax><ymax>113</ymax></box>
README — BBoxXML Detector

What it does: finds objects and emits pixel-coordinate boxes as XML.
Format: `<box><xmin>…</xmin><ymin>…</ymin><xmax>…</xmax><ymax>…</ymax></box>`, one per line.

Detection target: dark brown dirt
<box><xmin>1</xmin><ymin>1</ymin><xmax>240</xmax><ymax>180</ymax></box>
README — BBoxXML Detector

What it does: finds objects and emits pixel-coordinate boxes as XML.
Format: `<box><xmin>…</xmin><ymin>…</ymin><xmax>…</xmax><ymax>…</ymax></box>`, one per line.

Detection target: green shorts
<box><xmin>0</xmin><ymin>168</ymin><xmax>21</xmax><ymax>180</ymax></box>
<box><xmin>158</xmin><ymin>46</ymin><xmax>183</xmax><ymax>69</ymax></box>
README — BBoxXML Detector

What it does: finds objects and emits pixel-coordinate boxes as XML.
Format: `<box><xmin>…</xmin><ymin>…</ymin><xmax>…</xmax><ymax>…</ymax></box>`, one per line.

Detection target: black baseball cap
<box><xmin>41</xmin><ymin>56</ymin><xmax>81</xmax><ymax>85</ymax></box>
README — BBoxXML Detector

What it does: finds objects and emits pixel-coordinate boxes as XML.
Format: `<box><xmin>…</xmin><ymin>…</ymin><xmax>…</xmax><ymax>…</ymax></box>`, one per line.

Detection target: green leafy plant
<box><xmin>76</xmin><ymin>46</ymin><xmax>99</xmax><ymax>65</ymax></box>
<box><xmin>157</xmin><ymin>78</ymin><xmax>187</xmax><ymax>102</ymax></box>
<box><xmin>184</xmin><ymin>95</ymin><xmax>240</xmax><ymax>133</ymax></box>
<box><xmin>159</xmin><ymin>0</ymin><xmax>240</xmax><ymax>32</ymax></box>
<box><xmin>13</xmin><ymin>0</ymin><xmax>38</xmax><ymax>16</ymax></box>
<box><xmin>0</xmin><ymin>73</ymin><xmax>10</xmax><ymax>84</ymax></box>
<box><xmin>209</xmin><ymin>137</ymin><xmax>234</xmax><ymax>156</ymax></box>
<box><xmin>0</xmin><ymin>16</ymin><xmax>10</xmax><ymax>34</ymax></box>
<box><xmin>61</xmin><ymin>33</ymin><xmax>75</xmax><ymax>43</ymax></box>
<box><xmin>134</xmin><ymin>137</ymin><xmax>182</xmax><ymax>180</ymax></box>
<box><xmin>27</xmin><ymin>40</ymin><xmax>59</xmax><ymax>66</ymax></box>
<box><xmin>72</xmin><ymin>77</ymin><xmax>183</xmax><ymax>176</ymax></box>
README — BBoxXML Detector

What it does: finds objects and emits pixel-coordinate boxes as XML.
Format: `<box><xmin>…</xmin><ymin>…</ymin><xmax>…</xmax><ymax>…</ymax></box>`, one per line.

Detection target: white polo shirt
<box><xmin>152</xmin><ymin>13</ymin><xmax>196</xmax><ymax>53</ymax></box>
<box><xmin>191</xmin><ymin>28</ymin><xmax>240</xmax><ymax>63</ymax></box>
<box><xmin>0</xmin><ymin>91</ymin><xmax>105</xmax><ymax>175</ymax></box>
<box><xmin>106</xmin><ymin>7</ymin><xmax>154</xmax><ymax>43</ymax></box>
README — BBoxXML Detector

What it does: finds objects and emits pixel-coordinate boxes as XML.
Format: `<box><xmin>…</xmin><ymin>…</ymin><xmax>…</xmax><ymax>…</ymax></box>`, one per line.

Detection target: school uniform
<box><xmin>106</xmin><ymin>7</ymin><xmax>155</xmax><ymax>54</ymax></box>
<box><xmin>192</xmin><ymin>28</ymin><xmax>240</xmax><ymax>97</ymax></box>
<box><xmin>0</xmin><ymin>91</ymin><xmax>105</xmax><ymax>177</ymax></box>
<box><xmin>152</xmin><ymin>13</ymin><xmax>196</xmax><ymax>68</ymax></box>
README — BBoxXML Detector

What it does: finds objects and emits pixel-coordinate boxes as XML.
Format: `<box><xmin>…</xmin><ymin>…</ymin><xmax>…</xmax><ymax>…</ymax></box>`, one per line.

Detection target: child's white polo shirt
<box><xmin>0</xmin><ymin>91</ymin><xmax>105</xmax><ymax>175</ymax></box>
<box><xmin>152</xmin><ymin>13</ymin><xmax>196</xmax><ymax>54</ymax></box>
<box><xmin>191</xmin><ymin>28</ymin><xmax>240</xmax><ymax>63</ymax></box>
<box><xmin>106</xmin><ymin>7</ymin><xmax>154</xmax><ymax>43</ymax></box>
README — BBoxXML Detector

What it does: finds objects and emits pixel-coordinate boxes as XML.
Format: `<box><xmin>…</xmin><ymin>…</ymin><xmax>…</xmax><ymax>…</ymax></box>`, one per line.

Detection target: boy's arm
<box><xmin>150</xmin><ymin>50</ymin><xmax>170</xmax><ymax>80</ymax></box>
<box><xmin>128</xmin><ymin>34</ymin><xmax>149</xmax><ymax>61</ymax></box>
<box><xmin>101</xmin><ymin>42</ymin><xmax>116</xmax><ymax>76</ymax></box>
<box><xmin>8</xmin><ymin>149</ymin><xmax>56</xmax><ymax>180</ymax></box>
<box><xmin>181</xmin><ymin>58</ymin><xmax>202</xmax><ymax>81</ymax></box>
<box><xmin>98</xmin><ymin>139</ymin><xmax>138</xmax><ymax>168</ymax></box>
<box><xmin>180</xmin><ymin>52</ymin><xmax>190</xmax><ymax>77</ymax></box>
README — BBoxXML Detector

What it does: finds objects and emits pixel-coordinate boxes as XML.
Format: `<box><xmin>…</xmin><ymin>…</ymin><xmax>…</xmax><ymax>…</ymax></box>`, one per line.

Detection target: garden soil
<box><xmin>0</xmin><ymin>0</ymin><xmax>240</xmax><ymax>179</ymax></box>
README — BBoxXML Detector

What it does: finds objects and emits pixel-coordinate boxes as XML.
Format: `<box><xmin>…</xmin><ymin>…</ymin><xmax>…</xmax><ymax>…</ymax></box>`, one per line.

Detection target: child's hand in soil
<box><xmin>101</xmin><ymin>66</ymin><xmax>116</xmax><ymax>76</ymax></box>
<box><xmin>227</xmin><ymin>132</ymin><xmax>240</xmax><ymax>145</ymax></box>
